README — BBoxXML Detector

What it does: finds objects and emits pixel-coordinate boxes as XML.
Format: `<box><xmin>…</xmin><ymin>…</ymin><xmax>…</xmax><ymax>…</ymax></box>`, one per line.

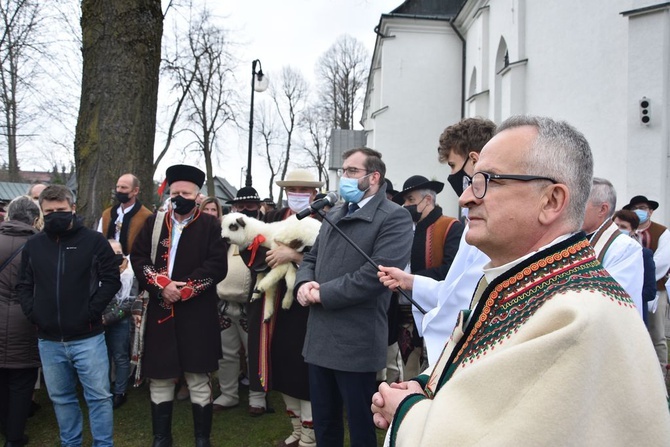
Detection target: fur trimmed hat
<box><xmin>166</xmin><ymin>164</ymin><xmax>205</xmax><ymax>188</ymax></box>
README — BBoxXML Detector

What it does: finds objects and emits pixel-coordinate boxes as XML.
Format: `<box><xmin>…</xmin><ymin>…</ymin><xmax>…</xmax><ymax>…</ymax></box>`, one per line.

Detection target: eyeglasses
<box><xmin>337</xmin><ymin>167</ymin><xmax>369</xmax><ymax>177</ymax></box>
<box><xmin>465</xmin><ymin>172</ymin><xmax>558</xmax><ymax>199</ymax></box>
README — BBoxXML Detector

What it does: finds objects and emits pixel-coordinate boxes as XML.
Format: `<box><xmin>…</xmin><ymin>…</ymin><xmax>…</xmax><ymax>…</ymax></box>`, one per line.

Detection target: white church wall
<box><xmin>363</xmin><ymin>17</ymin><xmax>464</xmax><ymax>214</ymax></box>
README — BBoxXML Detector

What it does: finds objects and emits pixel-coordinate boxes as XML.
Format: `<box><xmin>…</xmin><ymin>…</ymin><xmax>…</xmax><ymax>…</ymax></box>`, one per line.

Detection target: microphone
<box><xmin>296</xmin><ymin>192</ymin><xmax>339</xmax><ymax>220</ymax></box>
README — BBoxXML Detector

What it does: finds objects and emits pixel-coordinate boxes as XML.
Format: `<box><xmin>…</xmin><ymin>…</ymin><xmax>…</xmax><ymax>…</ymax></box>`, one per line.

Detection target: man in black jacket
<box><xmin>18</xmin><ymin>185</ymin><xmax>120</xmax><ymax>447</ymax></box>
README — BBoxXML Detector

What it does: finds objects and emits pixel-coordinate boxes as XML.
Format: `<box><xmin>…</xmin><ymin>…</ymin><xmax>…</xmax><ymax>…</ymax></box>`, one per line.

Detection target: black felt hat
<box><xmin>166</xmin><ymin>164</ymin><xmax>205</xmax><ymax>188</ymax></box>
<box><xmin>392</xmin><ymin>175</ymin><xmax>444</xmax><ymax>204</ymax></box>
<box><xmin>623</xmin><ymin>195</ymin><xmax>659</xmax><ymax>211</ymax></box>
<box><xmin>384</xmin><ymin>179</ymin><xmax>399</xmax><ymax>197</ymax></box>
<box><xmin>226</xmin><ymin>187</ymin><xmax>261</xmax><ymax>204</ymax></box>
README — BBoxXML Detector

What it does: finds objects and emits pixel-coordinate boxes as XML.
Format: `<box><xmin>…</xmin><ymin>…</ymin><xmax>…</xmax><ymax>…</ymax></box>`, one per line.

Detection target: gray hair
<box><xmin>416</xmin><ymin>188</ymin><xmax>437</xmax><ymax>204</ymax></box>
<box><xmin>589</xmin><ymin>177</ymin><xmax>617</xmax><ymax>219</ymax></box>
<box><xmin>6</xmin><ymin>195</ymin><xmax>41</xmax><ymax>225</ymax></box>
<box><xmin>497</xmin><ymin>116</ymin><xmax>593</xmax><ymax>231</ymax></box>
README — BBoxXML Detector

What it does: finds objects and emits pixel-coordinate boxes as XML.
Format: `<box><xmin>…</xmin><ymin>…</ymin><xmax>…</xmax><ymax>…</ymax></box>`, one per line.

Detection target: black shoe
<box><xmin>4</xmin><ymin>434</ymin><xmax>29</xmax><ymax>446</ymax></box>
<box><xmin>113</xmin><ymin>393</ymin><xmax>127</xmax><ymax>409</ymax></box>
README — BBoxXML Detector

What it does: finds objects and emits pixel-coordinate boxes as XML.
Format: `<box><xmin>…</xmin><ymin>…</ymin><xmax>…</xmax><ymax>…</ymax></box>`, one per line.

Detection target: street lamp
<box><xmin>246</xmin><ymin>59</ymin><xmax>269</xmax><ymax>187</ymax></box>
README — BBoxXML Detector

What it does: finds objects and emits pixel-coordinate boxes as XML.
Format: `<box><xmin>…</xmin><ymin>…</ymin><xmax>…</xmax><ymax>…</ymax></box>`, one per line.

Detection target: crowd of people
<box><xmin>1</xmin><ymin>114</ymin><xmax>669</xmax><ymax>447</ymax></box>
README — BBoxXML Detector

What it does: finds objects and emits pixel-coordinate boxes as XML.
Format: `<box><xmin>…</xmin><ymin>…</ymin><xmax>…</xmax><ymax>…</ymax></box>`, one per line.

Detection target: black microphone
<box><xmin>296</xmin><ymin>192</ymin><xmax>339</xmax><ymax>220</ymax></box>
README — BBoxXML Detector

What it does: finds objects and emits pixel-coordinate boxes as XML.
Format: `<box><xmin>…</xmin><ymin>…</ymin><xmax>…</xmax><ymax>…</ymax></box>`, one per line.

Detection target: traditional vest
<box><xmin>639</xmin><ymin>221</ymin><xmax>669</xmax><ymax>290</ymax></box>
<box><xmin>588</xmin><ymin>219</ymin><xmax>621</xmax><ymax>264</ymax></box>
<box><xmin>411</xmin><ymin>206</ymin><xmax>457</xmax><ymax>274</ymax></box>
<box><xmin>101</xmin><ymin>201</ymin><xmax>153</xmax><ymax>255</ymax></box>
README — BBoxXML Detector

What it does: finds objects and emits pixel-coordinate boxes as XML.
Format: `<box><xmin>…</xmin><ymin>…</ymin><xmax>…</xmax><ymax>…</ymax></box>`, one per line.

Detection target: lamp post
<box><xmin>246</xmin><ymin>59</ymin><xmax>269</xmax><ymax>187</ymax></box>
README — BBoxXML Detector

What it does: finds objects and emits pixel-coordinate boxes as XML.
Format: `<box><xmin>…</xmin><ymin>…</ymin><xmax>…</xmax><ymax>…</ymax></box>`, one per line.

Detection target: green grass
<box><xmin>5</xmin><ymin>383</ymin><xmax>387</xmax><ymax>446</ymax></box>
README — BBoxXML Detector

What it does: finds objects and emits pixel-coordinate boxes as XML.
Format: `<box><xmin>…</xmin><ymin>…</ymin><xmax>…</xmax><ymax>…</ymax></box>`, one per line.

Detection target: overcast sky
<box><xmin>212</xmin><ymin>0</ymin><xmax>401</xmax><ymax>84</ymax></box>
<box><xmin>161</xmin><ymin>0</ymin><xmax>404</xmax><ymax>197</ymax></box>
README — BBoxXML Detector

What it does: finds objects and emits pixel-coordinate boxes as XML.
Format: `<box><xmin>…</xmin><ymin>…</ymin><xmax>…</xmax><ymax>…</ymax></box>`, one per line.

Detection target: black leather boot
<box><xmin>151</xmin><ymin>401</ymin><xmax>173</xmax><ymax>447</ymax></box>
<box><xmin>192</xmin><ymin>403</ymin><xmax>213</xmax><ymax>447</ymax></box>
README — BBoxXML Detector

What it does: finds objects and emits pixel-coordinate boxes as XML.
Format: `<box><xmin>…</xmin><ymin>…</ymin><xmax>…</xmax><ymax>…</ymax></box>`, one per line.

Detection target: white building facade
<box><xmin>361</xmin><ymin>0</ymin><xmax>670</xmax><ymax>224</ymax></box>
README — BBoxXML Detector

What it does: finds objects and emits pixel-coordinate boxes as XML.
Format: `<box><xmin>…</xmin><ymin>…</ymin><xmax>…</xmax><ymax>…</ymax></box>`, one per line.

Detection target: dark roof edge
<box><xmin>621</xmin><ymin>1</ymin><xmax>670</xmax><ymax>17</ymax></box>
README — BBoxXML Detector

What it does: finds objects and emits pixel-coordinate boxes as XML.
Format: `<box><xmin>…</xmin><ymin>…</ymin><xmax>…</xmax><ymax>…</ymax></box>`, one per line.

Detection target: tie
<box><xmin>347</xmin><ymin>203</ymin><xmax>359</xmax><ymax>216</ymax></box>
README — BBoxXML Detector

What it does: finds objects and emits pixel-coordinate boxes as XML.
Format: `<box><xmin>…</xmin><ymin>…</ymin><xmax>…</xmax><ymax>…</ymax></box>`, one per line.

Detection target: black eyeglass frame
<box><xmin>465</xmin><ymin>172</ymin><xmax>558</xmax><ymax>199</ymax></box>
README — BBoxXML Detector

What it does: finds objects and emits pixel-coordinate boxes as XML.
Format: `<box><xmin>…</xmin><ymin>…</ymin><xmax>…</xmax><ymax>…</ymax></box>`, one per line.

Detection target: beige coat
<box><xmin>391</xmin><ymin>235</ymin><xmax>670</xmax><ymax>446</ymax></box>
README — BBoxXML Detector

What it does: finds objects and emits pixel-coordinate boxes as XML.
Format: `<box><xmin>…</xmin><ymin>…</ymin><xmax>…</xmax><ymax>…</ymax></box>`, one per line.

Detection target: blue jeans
<box><xmin>105</xmin><ymin>317</ymin><xmax>130</xmax><ymax>395</ymax></box>
<box><xmin>39</xmin><ymin>333</ymin><xmax>113</xmax><ymax>447</ymax></box>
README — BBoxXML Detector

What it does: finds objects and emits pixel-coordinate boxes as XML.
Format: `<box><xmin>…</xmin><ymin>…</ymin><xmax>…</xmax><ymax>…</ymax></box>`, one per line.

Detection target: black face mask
<box><xmin>240</xmin><ymin>209</ymin><xmax>260</xmax><ymax>219</ymax></box>
<box><xmin>171</xmin><ymin>195</ymin><xmax>196</xmax><ymax>215</ymax></box>
<box><xmin>404</xmin><ymin>205</ymin><xmax>422</xmax><ymax>223</ymax></box>
<box><xmin>44</xmin><ymin>211</ymin><xmax>73</xmax><ymax>235</ymax></box>
<box><xmin>447</xmin><ymin>159</ymin><xmax>469</xmax><ymax>197</ymax></box>
<box><xmin>115</xmin><ymin>192</ymin><xmax>131</xmax><ymax>204</ymax></box>
<box><xmin>114</xmin><ymin>254</ymin><xmax>125</xmax><ymax>266</ymax></box>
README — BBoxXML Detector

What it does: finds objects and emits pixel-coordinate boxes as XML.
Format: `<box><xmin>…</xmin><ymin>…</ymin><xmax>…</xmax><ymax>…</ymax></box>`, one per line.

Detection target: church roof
<box><xmin>390</xmin><ymin>0</ymin><xmax>467</xmax><ymax>17</ymax></box>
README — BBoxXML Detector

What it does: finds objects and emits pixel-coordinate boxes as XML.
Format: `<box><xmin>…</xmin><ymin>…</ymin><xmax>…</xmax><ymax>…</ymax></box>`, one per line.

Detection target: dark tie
<box><xmin>347</xmin><ymin>203</ymin><xmax>359</xmax><ymax>216</ymax></box>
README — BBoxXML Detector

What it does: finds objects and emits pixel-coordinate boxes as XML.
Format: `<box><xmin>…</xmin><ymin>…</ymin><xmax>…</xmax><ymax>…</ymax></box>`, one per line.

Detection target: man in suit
<box><xmin>296</xmin><ymin>147</ymin><xmax>413</xmax><ymax>446</ymax></box>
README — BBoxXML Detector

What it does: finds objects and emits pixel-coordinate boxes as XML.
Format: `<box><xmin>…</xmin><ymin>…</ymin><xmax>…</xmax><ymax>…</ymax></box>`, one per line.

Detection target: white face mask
<box><xmin>287</xmin><ymin>192</ymin><xmax>312</xmax><ymax>213</ymax></box>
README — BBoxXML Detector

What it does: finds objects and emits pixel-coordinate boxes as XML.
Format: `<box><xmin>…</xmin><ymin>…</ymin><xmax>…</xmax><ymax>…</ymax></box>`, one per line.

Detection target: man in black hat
<box><xmin>390</xmin><ymin>175</ymin><xmax>463</xmax><ymax>378</ymax></box>
<box><xmin>623</xmin><ymin>195</ymin><xmax>670</xmax><ymax>369</ymax></box>
<box><xmin>212</xmin><ymin>187</ymin><xmax>267</xmax><ymax>414</ymax></box>
<box><xmin>131</xmin><ymin>164</ymin><xmax>228</xmax><ymax>447</ymax></box>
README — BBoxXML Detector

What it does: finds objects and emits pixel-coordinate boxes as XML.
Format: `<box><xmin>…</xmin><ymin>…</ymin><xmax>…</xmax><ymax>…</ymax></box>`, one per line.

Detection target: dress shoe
<box><xmin>212</xmin><ymin>403</ymin><xmax>238</xmax><ymax>412</ymax></box>
<box><xmin>248</xmin><ymin>405</ymin><xmax>266</xmax><ymax>417</ymax></box>
<box><xmin>113</xmin><ymin>393</ymin><xmax>127</xmax><ymax>409</ymax></box>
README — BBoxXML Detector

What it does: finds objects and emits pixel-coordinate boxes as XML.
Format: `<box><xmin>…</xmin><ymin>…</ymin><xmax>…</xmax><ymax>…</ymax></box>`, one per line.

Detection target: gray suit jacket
<box><xmin>295</xmin><ymin>185</ymin><xmax>413</xmax><ymax>372</ymax></box>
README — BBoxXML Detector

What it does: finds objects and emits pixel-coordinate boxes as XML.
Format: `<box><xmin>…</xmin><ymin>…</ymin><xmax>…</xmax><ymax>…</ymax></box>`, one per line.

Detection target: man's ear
<box><xmin>469</xmin><ymin>151</ymin><xmax>479</xmax><ymax>166</ymax></box>
<box><xmin>538</xmin><ymin>184</ymin><xmax>569</xmax><ymax>226</ymax></box>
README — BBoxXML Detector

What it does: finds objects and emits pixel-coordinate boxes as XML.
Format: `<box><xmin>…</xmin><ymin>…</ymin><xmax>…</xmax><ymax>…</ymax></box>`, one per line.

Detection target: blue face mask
<box><xmin>634</xmin><ymin>209</ymin><xmax>649</xmax><ymax>224</ymax></box>
<box><xmin>339</xmin><ymin>175</ymin><xmax>369</xmax><ymax>204</ymax></box>
<box><xmin>618</xmin><ymin>229</ymin><xmax>630</xmax><ymax>236</ymax></box>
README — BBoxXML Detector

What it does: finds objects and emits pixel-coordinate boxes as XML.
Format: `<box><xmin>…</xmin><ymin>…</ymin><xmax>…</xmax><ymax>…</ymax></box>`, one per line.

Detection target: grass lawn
<box><xmin>5</xmin><ymin>382</ymin><xmax>387</xmax><ymax>446</ymax></box>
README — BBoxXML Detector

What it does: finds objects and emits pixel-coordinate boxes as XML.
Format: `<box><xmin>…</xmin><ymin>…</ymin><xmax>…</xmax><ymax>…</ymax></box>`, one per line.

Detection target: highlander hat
<box><xmin>166</xmin><ymin>164</ymin><xmax>205</xmax><ymax>188</ymax></box>
<box><xmin>226</xmin><ymin>186</ymin><xmax>261</xmax><ymax>205</ymax></box>
<box><xmin>275</xmin><ymin>169</ymin><xmax>324</xmax><ymax>188</ymax></box>
<box><xmin>393</xmin><ymin>175</ymin><xmax>444</xmax><ymax>204</ymax></box>
<box><xmin>623</xmin><ymin>195</ymin><xmax>659</xmax><ymax>211</ymax></box>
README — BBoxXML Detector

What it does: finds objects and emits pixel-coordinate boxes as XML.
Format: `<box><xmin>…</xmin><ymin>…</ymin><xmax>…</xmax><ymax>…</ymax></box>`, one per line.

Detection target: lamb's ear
<box><xmin>236</xmin><ymin>216</ymin><xmax>246</xmax><ymax>228</ymax></box>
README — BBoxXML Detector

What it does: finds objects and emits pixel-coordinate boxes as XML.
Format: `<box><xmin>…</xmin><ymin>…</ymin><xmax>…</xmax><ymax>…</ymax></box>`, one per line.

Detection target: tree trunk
<box><xmin>75</xmin><ymin>0</ymin><xmax>162</xmax><ymax>227</ymax></box>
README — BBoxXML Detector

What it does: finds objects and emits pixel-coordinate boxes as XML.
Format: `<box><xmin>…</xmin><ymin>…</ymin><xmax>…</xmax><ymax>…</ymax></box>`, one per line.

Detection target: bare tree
<box><xmin>301</xmin><ymin>104</ymin><xmax>331</xmax><ymax>190</ymax></box>
<box><xmin>177</xmin><ymin>7</ymin><xmax>237</xmax><ymax>197</ymax></box>
<box><xmin>75</xmin><ymin>0</ymin><xmax>163</xmax><ymax>226</ymax></box>
<box><xmin>316</xmin><ymin>34</ymin><xmax>369</xmax><ymax>130</ymax></box>
<box><xmin>254</xmin><ymin>101</ymin><xmax>282</xmax><ymax>201</ymax></box>
<box><xmin>271</xmin><ymin>66</ymin><xmax>308</xmax><ymax>204</ymax></box>
<box><xmin>0</xmin><ymin>0</ymin><xmax>40</xmax><ymax>181</ymax></box>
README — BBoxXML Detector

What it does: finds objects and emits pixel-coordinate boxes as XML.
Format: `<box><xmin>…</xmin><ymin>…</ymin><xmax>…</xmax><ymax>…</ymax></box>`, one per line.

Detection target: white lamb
<box><xmin>220</xmin><ymin>212</ymin><xmax>321</xmax><ymax>321</ymax></box>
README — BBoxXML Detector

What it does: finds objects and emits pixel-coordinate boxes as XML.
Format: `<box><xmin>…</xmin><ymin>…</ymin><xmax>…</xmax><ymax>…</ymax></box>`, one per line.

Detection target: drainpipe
<box><xmin>449</xmin><ymin>19</ymin><xmax>466</xmax><ymax>119</ymax></box>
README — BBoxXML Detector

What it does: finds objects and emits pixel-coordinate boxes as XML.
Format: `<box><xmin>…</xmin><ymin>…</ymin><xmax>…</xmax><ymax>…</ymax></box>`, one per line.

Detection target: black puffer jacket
<box><xmin>0</xmin><ymin>220</ymin><xmax>40</xmax><ymax>368</ymax></box>
<box><xmin>18</xmin><ymin>217</ymin><xmax>121</xmax><ymax>342</ymax></box>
